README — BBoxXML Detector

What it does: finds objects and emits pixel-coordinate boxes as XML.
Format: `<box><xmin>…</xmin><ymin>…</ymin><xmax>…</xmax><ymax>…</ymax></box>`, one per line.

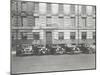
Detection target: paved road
<box><xmin>11</xmin><ymin>54</ymin><xmax>95</xmax><ymax>74</ymax></box>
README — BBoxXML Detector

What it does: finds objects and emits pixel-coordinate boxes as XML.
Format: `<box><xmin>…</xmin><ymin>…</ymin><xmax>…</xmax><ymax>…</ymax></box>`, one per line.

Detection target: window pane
<box><xmin>34</xmin><ymin>2</ymin><xmax>39</xmax><ymax>13</ymax></box>
<box><xmin>93</xmin><ymin>32</ymin><xmax>96</xmax><ymax>39</ymax></box>
<box><xmin>81</xmin><ymin>6</ymin><xmax>86</xmax><ymax>15</ymax></box>
<box><xmin>59</xmin><ymin>17</ymin><xmax>64</xmax><ymax>27</ymax></box>
<box><xmin>22</xmin><ymin>2</ymin><xmax>27</xmax><ymax>12</ymax></box>
<box><xmin>70</xmin><ymin>5</ymin><xmax>75</xmax><ymax>14</ymax></box>
<box><xmin>46</xmin><ymin>17</ymin><xmax>52</xmax><ymax>26</ymax></box>
<box><xmin>21</xmin><ymin>32</ymin><xmax>27</xmax><ymax>39</ymax></box>
<box><xmin>33</xmin><ymin>32</ymin><xmax>40</xmax><ymax>40</ymax></box>
<box><xmin>70</xmin><ymin>17</ymin><xmax>75</xmax><ymax>27</ymax></box>
<box><xmin>58</xmin><ymin>32</ymin><xmax>64</xmax><ymax>40</ymax></box>
<box><xmin>12</xmin><ymin>16</ymin><xmax>17</xmax><ymax>26</ymax></box>
<box><xmin>70</xmin><ymin>32</ymin><xmax>75</xmax><ymax>40</ymax></box>
<box><xmin>92</xmin><ymin>6</ymin><xmax>96</xmax><ymax>15</ymax></box>
<box><xmin>93</xmin><ymin>17</ymin><xmax>95</xmax><ymax>27</ymax></box>
<box><xmin>22</xmin><ymin>17</ymin><xmax>27</xmax><ymax>26</ymax></box>
<box><xmin>59</xmin><ymin>4</ymin><xmax>63</xmax><ymax>13</ymax></box>
<box><xmin>81</xmin><ymin>32</ymin><xmax>87</xmax><ymax>40</ymax></box>
<box><xmin>47</xmin><ymin>3</ymin><xmax>51</xmax><ymax>13</ymax></box>
<box><xmin>11</xmin><ymin>1</ymin><xmax>17</xmax><ymax>11</ymax></box>
<box><xmin>28</xmin><ymin>16</ymin><xmax>35</xmax><ymax>26</ymax></box>
<box><xmin>82</xmin><ymin>17</ymin><xmax>86</xmax><ymax>27</ymax></box>
<box><xmin>12</xmin><ymin>32</ymin><xmax>16</xmax><ymax>40</ymax></box>
<box><xmin>27</xmin><ymin>33</ymin><xmax>33</xmax><ymax>39</ymax></box>
<box><xmin>35</xmin><ymin>17</ymin><xmax>39</xmax><ymax>27</ymax></box>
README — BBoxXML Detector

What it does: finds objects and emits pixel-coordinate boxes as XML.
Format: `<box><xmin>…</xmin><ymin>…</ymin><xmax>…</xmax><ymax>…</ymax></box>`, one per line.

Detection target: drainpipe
<box><xmin>16</xmin><ymin>1</ymin><xmax>19</xmax><ymax>52</ymax></box>
<box><xmin>77</xmin><ymin>5</ymin><xmax>79</xmax><ymax>46</ymax></box>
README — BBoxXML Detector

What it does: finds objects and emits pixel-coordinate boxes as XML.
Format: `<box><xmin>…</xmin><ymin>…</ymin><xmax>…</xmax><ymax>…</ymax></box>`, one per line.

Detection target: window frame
<box><xmin>59</xmin><ymin>3</ymin><xmax>64</xmax><ymax>14</ymax></box>
<box><xmin>92</xmin><ymin>6</ymin><xmax>96</xmax><ymax>15</ymax></box>
<box><xmin>33</xmin><ymin>32</ymin><xmax>40</xmax><ymax>40</ymax></box>
<box><xmin>21</xmin><ymin>2</ymin><xmax>27</xmax><ymax>12</ymax></box>
<box><xmin>34</xmin><ymin>2</ymin><xmax>39</xmax><ymax>13</ymax></box>
<box><xmin>46</xmin><ymin>16</ymin><xmax>52</xmax><ymax>26</ymax></box>
<box><xmin>82</xmin><ymin>17</ymin><xmax>87</xmax><ymax>27</ymax></box>
<box><xmin>70</xmin><ymin>32</ymin><xmax>76</xmax><ymax>40</ymax></box>
<box><xmin>58</xmin><ymin>16</ymin><xmax>64</xmax><ymax>27</ymax></box>
<box><xmin>58</xmin><ymin>32</ymin><xmax>64</xmax><ymax>40</ymax></box>
<box><xmin>81</xmin><ymin>32</ymin><xmax>87</xmax><ymax>40</ymax></box>
<box><xmin>70</xmin><ymin>17</ymin><xmax>75</xmax><ymax>27</ymax></box>
<box><xmin>21</xmin><ymin>16</ymin><xmax>27</xmax><ymax>27</ymax></box>
<box><xmin>47</xmin><ymin>3</ymin><xmax>51</xmax><ymax>13</ymax></box>
<box><xmin>34</xmin><ymin>16</ymin><xmax>39</xmax><ymax>27</ymax></box>
<box><xmin>81</xmin><ymin>6</ymin><xmax>86</xmax><ymax>15</ymax></box>
<box><xmin>70</xmin><ymin>5</ymin><xmax>75</xmax><ymax>15</ymax></box>
<box><xmin>93</xmin><ymin>32</ymin><xmax>96</xmax><ymax>40</ymax></box>
<box><xmin>20</xmin><ymin>32</ymin><xmax>27</xmax><ymax>40</ymax></box>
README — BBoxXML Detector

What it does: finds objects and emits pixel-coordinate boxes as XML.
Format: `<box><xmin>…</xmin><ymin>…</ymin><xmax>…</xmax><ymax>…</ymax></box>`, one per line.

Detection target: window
<box><xmin>21</xmin><ymin>17</ymin><xmax>27</xmax><ymax>26</ymax></box>
<box><xmin>27</xmin><ymin>33</ymin><xmax>33</xmax><ymax>40</ymax></box>
<box><xmin>12</xmin><ymin>32</ymin><xmax>16</xmax><ymax>40</ymax></box>
<box><xmin>81</xmin><ymin>6</ymin><xmax>86</xmax><ymax>15</ymax></box>
<box><xmin>46</xmin><ymin>17</ymin><xmax>52</xmax><ymax>26</ymax></box>
<box><xmin>21</xmin><ymin>2</ymin><xmax>27</xmax><ymax>12</ymax></box>
<box><xmin>21</xmin><ymin>32</ymin><xmax>27</xmax><ymax>40</ymax></box>
<box><xmin>92</xmin><ymin>6</ymin><xmax>96</xmax><ymax>15</ymax></box>
<box><xmin>34</xmin><ymin>2</ymin><xmax>39</xmax><ymax>13</ymax></box>
<box><xmin>70</xmin><ymin>17</ymin><xmax>75</xmax><ymax>27</ymax></box>
<box><xmin>59</xmin><ymin>4</ymin><xmax>63</xmax><ymax>14</ymax></box>
<box><xmin>82</xmin><ymin>17</ymin><xmax>87</xmax><ymax>27</ymax></box>
<box><xmin>58</xmin><ymin>32</ymin><xmax>64</xmax><ymax>40</ymax></box>
<box><xmin>70</xmin><ymin>5</ymin><xmax>75</xmax><ymax>15</ymax></box>
<box><xmin>12</xmin><ymin>35</ymin><xmax>14</xmax><ymax>40</ymax></box>
<box><xmin>93</xmin><ymin>32</ymin><xmax>96</xmax><ymax>39</ymax></box>
<box><xmin>11</xmin><ymin>1</ymin><xmax>17</xmax><ymax>11</ymax></box>
<box><xmin>35</xmin><ymin>16</ymin><xmax>39</xmax><ymax>27</ymax></box>
<box><xmin>47</xmin><ymin>3</ymin><xmax>51</xmax><ymax>13</ymax></box>
<box><xmin>12</xmin><ymin>16</ymin><xmax>18</xmax><ymax>26</ymax></box>
<box><xmin>28</xmin><ymin>16</ymin><xmax>35</xmax><ymax>27</ymax></box>
<box><xmin>81</xmin><ymin>32</ymin><xmax>87</xmax><ymax>40</ymax></box>
<box><xmin>93</xmin><ymin>17</ymin><xmax>95</xmax><ymax>26</ymax></box>
<box><xmin>33</xmin><ymin>32</ymin><xmax>40</xmax><ymax>40</ymax></box>
<box><xmin>59</xmin><ymin>17</ymin><xmax>64</xmax><ymax>26</ymax></box>
<box><xmin>70</xmin><ymin>32</ymin><xmax>76</xmax><ymax>40</ymax></box>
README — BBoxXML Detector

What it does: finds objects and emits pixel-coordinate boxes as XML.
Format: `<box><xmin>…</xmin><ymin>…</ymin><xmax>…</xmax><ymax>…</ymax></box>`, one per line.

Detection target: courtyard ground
<box><xmin>11</xmin><ymin>54</ymin><xmax>96</xmax><ymax>74</ymax></box>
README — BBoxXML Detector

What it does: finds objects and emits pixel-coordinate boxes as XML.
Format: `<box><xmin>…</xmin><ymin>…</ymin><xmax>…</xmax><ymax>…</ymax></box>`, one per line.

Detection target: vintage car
<box><xmin>79</xmin><ymin>45</ymin><xmax>88</xmax><ymax>54</ymax></box>
<box><xmin>54</xmin><ymin>45</ymin><xmax>66</xmax><ymax>55</ymax></box>
<box><xmin>59</xmin><ymin>44</ymin><xmax>73</xmax><ymax>54</ymax></box>
<box><xmin>79</xmin><ymin>44</ymin><xmax>95</xmax><ymax>54</ymax></box>
<box><xmin>86</xmin><ymin>45</ymin><xmax>96</xmax><ymax>54</ymax></box>
<box><xmin>68</xmin><ymin>46</ymin><xmax>82</xmax><ymax>54</ymax></box>
<box><xmin>21</xmin><ymin>44</ymin><xmax>34</xmax><ymax>56</ymax></box>
<box><xmin>38</xmin><ymin>46</ymin><xmax>50</xmax><ymax>55</ymax></box>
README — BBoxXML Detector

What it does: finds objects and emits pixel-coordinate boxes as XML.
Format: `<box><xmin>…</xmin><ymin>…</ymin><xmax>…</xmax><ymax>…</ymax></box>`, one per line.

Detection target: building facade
<box><xmin>11</xmin><ymin>0</ymin><xmax>96</xmax><ymax>47</ymax></box>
